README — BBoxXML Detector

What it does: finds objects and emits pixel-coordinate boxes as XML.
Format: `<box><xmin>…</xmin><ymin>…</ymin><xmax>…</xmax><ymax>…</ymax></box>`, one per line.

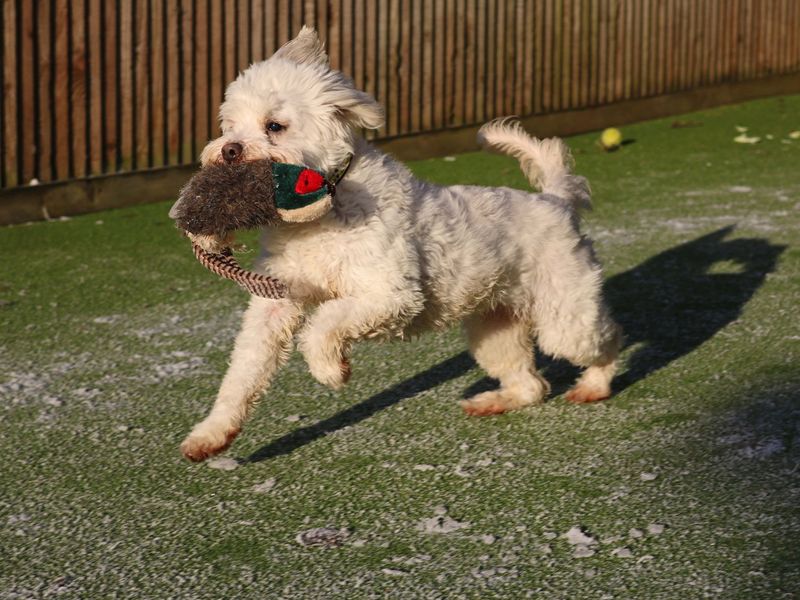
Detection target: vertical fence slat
<box><xmin>434</xmin><ymin>0</ymin><xmax>445</xmax><ymax>127</ymax></box>
<box><xmin>464</xmin><ymin>0</ymin><xmax>476</xmax><ymax>122</ymax></box>
<box><xmin>444</xmin><ymin>0</ymin><xmax>464</xmax><ymax>127</ymax></box>
<box><xmin>386</xmin><ymin>0</ymin><xmax>399</xmax><ymax>135</ymax></box>
<box><xmin>118</xmin><ymin>0</ymin><xmax>133</xmax><ymax>171</ymax></box>
<box><xmin>87</xmin><ymin>0</ymin><xmax>102</xmax><ymax>175</ymax></box>
<box><xmin>70</xmin><ymin>0</ymin><xmax>86</xmax><ymax>178</ymax></box>
<box><xmin>375</xmin><ymin>0</ymin><xmax>387</xmax><ymax>138</ymax></box>
<box><xmin>2</xmin><ymin>0</ymin><xmax>16</xmax><ymax>187</ymax></box>
<box><xmin>561</xmin><ymin>0</ymin><xmax>571</xmax><ymax>108</ymax></box>
<box><xmin>19</xmin><ymin>0</ymin><xmax>35</xmax><ymax>184</ymax></box>
<box><xmin>36</xmin><ymin>0</ymin><xmax>52</xmax><ymax>182</ymax></box>
<box><xmin>150</xmin><ymin>0</ymin><xmax>164</xmax><ymax>168</ymax></box>
<box><xmin>421</xmin><ymin>0</ymin><xmax>434</xmax><ymax>129</ymax></box>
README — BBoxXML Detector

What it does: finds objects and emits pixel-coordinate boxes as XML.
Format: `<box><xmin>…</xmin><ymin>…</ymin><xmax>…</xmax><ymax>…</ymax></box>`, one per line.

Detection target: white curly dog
<box><xmin>180</xmin><ymin>27</ymin><xmax>622</xmax><ymax>462</ymax></box>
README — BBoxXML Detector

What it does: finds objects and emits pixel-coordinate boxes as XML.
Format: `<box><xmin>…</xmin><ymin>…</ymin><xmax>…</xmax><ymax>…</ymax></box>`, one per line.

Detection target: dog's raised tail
<box><xmin>477</xmin><ymin>118</ymin><xmax>591</xmax><ymax>210</ymax></box>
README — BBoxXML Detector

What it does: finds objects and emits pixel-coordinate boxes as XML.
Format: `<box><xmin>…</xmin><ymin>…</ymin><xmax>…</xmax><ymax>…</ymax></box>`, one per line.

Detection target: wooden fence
<box><xmin>2</xmin><ymin>0</ymin><xmax>800</xmax><ymax>193</ymax></box>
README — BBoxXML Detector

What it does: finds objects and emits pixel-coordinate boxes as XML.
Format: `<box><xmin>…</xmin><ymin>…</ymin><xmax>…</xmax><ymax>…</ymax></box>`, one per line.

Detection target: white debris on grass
<box><xmin>611</xmin><ymin>547</ymin><xmax>634</xmax><ymax>558</ymax></box>
<box><xmin>640</xmin><ymin>472</ymin><xmax>658</xmax><ymax>481</ymax></box>
<box><xmin>648</xmin><ymin>523</ymin><xmax>666</xmax><ymax>535</ymax></box>
<box><xmin>251</xmin><ymin>478</ymin><xmax>276</xmax><ymax>493</ymax></box>
<box><xmin>733</xmin><ymin>133</ymin><xmax>761</xmax><ymax>144</ymax></box>
<box><xmin>629</xmin><ymin>528</ymin><xmax>645</xmax><ymax>539</ymax></box>
<box><xmin>573</xmin><ymin>545</ymin><xmax>596</xmax><ymax>558</ymax></box>
<box><xmin>413</xmin><ymin>464</ymin><xmax>435</xmax><ymax>471</ymax></box>
<box><xmin>739</xmin><ymin>438</ymin><xmax>785</xmax><ymax>459</ymax></box>
<box><xmin>207</xmin><ymin>457</ymin><xmax>240</xmax><ymax>471</ymax></box>
<box><xmin>7</xmin><ymin>513</ymin><xmax>31</xmax><ymax>525</ymax></box>
<box><xmin>152</xmin><ymin>355</ymin><xmax>205</xmax><ymax>380</ymax></box>
<box><xmin>480</xmin><ymin>534</ymin><xmax>496</xmax><ymax>545</ymax></box>
<box><xmin>381</xmin><ymin>568</ymin><xmax>408</xmax><ymax>576</ymax></box>
<box><xmin>728</xmin><ymin>185</ymin><xmax>753</xmax><ymax>193</ymax></box>
<box><xmin>92</xmin><ymin>315</ymin><xmax>121</xmax><ymax>324</ymax></box>
<box><xmin>417</xmin><ymin>506</ymin><xmax>471</xmax><ymax>535</ymax></box>
<box><xmin>443</xmin><ymin>156</ymin><xmax>457</xmax><ymax>162</ymax></box>
<box><xmin>453</xmin><ymin>464</ymin><xmax>471</xmax><ymax>477</ymax></box>
<box><xmin>295</xmin><ymin>527</ymin><xmax>351</xmax><ymax>547</ymax></box>
<box><xmin>638</xmin><ymin>555</ymin><xmax>655</xmax><ymax>564</ymax></box>
<box><xmin>563</xmin><ymin>526</ymin><xmax>597</xmax><ymax>546</ymax></box>
<box><xmin>285</xmin><ymin>414</ymin><xmax>304</xmax><ymax>423</ymax></box>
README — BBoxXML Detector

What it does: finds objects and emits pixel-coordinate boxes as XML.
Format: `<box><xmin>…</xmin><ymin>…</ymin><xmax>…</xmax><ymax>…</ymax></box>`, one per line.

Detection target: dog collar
<box><xmin>271</xmin><ymin>153</ymin><xmax>353</xmax><ymax>211</ymax></box>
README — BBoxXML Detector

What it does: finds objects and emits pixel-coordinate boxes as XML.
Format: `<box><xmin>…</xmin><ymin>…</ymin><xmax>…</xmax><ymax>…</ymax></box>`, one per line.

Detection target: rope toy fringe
<box><xmin>192</xmin><ymin>243</ymin><xmax>286</xmax><ymax>299</ymax></box>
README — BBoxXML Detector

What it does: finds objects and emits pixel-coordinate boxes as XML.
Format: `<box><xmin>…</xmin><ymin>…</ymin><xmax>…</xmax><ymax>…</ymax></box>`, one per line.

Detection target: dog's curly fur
<box><xmin>180</xmin><ymin>27</ymin><xmax>622</xmax><ymax>462</ymax></box>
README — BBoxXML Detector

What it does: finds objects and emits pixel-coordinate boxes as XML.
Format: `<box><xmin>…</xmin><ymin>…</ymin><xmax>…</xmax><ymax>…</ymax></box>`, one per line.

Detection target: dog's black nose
<box><xmin>221</xmin><ymin>142</ymin><xmax>243</xmax><ymax>163</ymax></box>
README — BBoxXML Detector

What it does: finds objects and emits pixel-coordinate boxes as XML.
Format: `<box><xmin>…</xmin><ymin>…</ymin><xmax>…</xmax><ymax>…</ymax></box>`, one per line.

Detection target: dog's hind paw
<box><xmin>461</xmin><ymin>391</ymin><xmax>525</xmax><ymax>417</ymax></box>
<box><xmin>564</xmin><ymin>386</ymin><xmax>610</xmax><ymax>404</ymax></box>
<box><xmin>180</xmin><ymin>426</ymin><xmax>240</xmax><ymax>462</ymax></box>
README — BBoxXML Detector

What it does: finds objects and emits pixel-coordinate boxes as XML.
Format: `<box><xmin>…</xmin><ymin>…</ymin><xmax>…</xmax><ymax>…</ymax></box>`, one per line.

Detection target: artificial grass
<box><xmin>1</xmin><ymin>95</ymin><xmax>799</xmax><ymax>598</ymax></box>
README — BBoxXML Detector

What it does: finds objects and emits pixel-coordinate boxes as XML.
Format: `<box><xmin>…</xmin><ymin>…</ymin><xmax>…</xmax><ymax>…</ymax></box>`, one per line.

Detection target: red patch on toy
<box><xmin>294</xmin><ymin>168</ymin><xmax>325</xmax><ymax>194</ymax></box>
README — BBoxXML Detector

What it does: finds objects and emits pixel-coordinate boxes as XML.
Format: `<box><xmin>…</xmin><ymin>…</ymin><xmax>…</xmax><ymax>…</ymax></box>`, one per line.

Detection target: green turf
<box><xmin>1</xmin><ymin>95</ymin><xmax>799</xmax><ymax>599</ymax></box>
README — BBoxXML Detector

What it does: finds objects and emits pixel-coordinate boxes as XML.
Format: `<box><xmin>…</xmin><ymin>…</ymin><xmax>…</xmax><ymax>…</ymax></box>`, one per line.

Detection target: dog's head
<box><xmin>200</xmin><ymin>26</ymin><xmax>383</xmax><ymax>176</ymax></box>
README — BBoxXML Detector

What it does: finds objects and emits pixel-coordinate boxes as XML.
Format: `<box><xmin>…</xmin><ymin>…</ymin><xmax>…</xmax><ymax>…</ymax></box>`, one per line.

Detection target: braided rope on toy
<box><xmin>192</xmin><ymin>242</ymin><xmax>286</xmax><ymax>299</ymax></box>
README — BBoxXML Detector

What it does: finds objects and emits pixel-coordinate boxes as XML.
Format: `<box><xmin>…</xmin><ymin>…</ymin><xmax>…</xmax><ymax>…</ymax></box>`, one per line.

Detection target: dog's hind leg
<box><xmin>460</xmin><ymin>306</ymin><xmax>550</xmax><ymax>416</ymax></box>
<box><xmin>534</xmin><ymin>289</ymin><xmax>622</xmax><ymax>404</ymax></box>
<box><xmin>180</xmin><ymin>297</ymin><xmax>303</xmax><ymax>461</ymax></box>
<box><xmin>564</xmin><ymin>313</ymin><xmax>622</xmax><ymax>404</ymax></box>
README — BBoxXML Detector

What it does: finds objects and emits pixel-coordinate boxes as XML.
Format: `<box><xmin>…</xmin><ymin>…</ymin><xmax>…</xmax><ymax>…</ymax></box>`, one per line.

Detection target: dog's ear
<box><xmin>272</xmin><ymin>26</ymin><xmax>328</xmax><ymax>67</ymax></box>
<box><xmin>333</xmin><ymin>88</ymin><xmax>385</xmax><ymax>130</ymax></box>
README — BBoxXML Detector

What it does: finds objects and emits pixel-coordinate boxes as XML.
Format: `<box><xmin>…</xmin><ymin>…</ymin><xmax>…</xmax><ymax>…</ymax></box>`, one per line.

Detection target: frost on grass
<box><xmin>295</xmin><ymin>527</ymin><xmax>350</xmax><ymax>548</ymax></box>
<box><xmin>563</xmin><ymin>526</ymin><xmax>597</xmax><ymax>546</ymax></box>
<box><xmin>573</xmin><ymin>545</ymin><xmax>596</xmax><ymax>558</ymax></box>
<box><xmin>738</xmin><ymin>438</ymin><xmax>785</xmax><ymax>459</ymax></box>
<box><xmin>251</xmin><ymin>478</ymin><xmax>277</xmax><ymax>493</ymax></box>
<box><xmin>629</xmin><ymin>528</ymin><xmax>645</xmax><ymax>539</ymax></box>
<box><xmin>417</xmin><ymin>506</ymin><xmax>471</xmax><ymax>534</ymax></box>
<box><xmin>206</xmin><ymin>457</ymin><xmax>240</xmax><ymax>471</ymax></box>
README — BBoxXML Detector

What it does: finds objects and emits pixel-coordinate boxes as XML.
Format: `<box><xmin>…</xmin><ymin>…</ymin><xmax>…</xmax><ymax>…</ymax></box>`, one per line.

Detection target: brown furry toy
<box><xmin>169</xmin><ymin>157</ymin><xmax>350</xmax><ymax>298</ymax></box>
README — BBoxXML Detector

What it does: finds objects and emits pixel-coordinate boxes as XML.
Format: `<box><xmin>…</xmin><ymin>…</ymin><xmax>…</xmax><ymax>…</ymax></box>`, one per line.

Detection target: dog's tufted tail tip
<box><xmin>478</xmin><ymin>118</ymin><xmax>592</xmax><ymax>211</ymax></box>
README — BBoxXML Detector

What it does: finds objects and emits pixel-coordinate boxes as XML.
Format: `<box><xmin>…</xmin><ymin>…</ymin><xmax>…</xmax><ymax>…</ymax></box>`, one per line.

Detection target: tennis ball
<box><xmin>600</xmin><ymin>127</ymin><xmax>622</xmax><ymax>151</ymax></box>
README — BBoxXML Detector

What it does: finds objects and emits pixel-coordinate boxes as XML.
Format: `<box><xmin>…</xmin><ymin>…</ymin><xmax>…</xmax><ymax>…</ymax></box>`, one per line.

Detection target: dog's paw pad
<box><xmin>460</xmin><ymin>392</ymin><xmax>513</xmax><ymax>417</ymax></box>
<box><xmin>180</xmin><ymin>427</ymin><xmax>240</xmax><ymax>462</ymax></box>
<box><xmin>565</xmin><ymin>386</ymin><xmax>610</xmax><ymax>404</ymax></box>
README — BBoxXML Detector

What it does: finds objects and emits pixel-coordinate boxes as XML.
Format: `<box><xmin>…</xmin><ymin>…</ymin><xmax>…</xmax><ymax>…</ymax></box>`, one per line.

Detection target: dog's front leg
<box><xmin>298</xmin><ymin>295</ymin><xmax>411</xmax><ymax>389</ymax></box>
<box><xmin>180</xmin><ymin>297</ymin><xmax>303</xmax><ymax>461</ymax></box>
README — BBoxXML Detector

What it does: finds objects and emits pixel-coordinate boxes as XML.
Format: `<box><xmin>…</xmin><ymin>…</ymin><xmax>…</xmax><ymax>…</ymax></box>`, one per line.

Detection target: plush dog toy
<box><xmin>169</xmin><ymin>156</ymin><xmax>350</xmax><ymax>297</ymax></box>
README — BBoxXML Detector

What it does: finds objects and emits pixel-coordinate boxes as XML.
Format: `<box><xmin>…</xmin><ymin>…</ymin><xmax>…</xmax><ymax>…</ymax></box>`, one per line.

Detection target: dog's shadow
<box><xmin>247</xmin><ymin>226</ymin><xmax>785</xmax><ymax>462</ymax></box>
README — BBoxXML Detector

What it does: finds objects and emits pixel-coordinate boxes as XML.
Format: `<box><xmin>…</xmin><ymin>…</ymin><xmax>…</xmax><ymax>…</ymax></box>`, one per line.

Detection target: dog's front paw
<box><xmin>180</xmin><ymin>421</ymin><xmax>241</xmax><ymax>462</ymax></box>
<box><xmin>307</xmin><ymin>354</ymin><xmax>351</xmax><ymax>390</ymax></box>
<box><xmin>299</xmin><ymin>328</ymin><xmax>351</xmax><ymax>390</ymax></box>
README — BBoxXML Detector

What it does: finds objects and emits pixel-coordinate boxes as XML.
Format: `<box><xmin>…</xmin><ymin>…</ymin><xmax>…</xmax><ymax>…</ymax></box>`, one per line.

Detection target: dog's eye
<box><xmin>266</xmin><ymin>121</ymin><xmax>285</xmax><ymax>133</ymax></box>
